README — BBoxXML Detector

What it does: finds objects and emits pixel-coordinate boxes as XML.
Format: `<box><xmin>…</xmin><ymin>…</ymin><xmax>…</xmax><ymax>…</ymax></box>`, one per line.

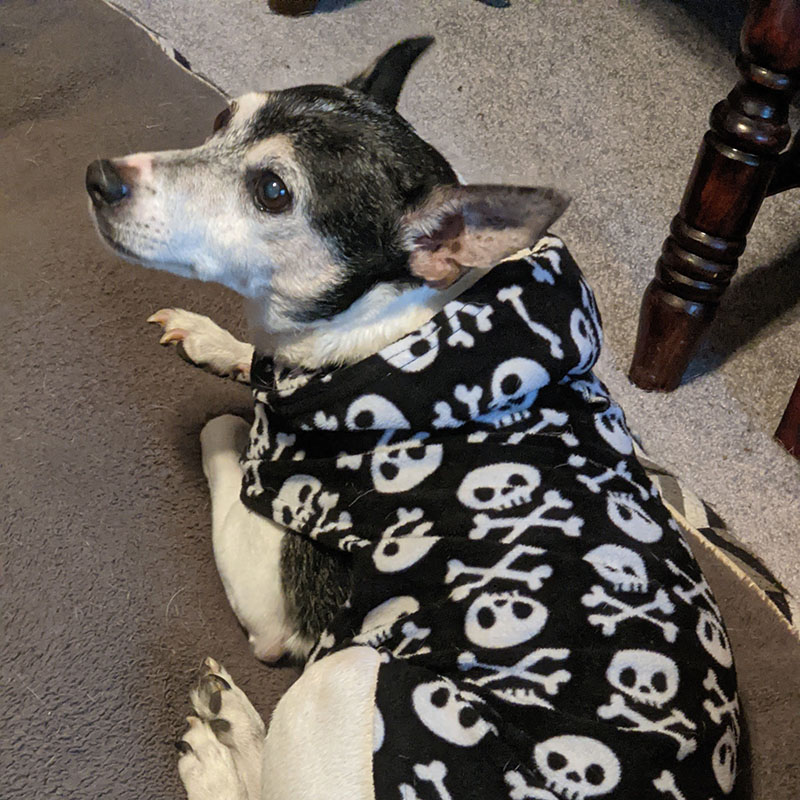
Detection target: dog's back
<box><xmin>241</xmin><ymin>236</ymin><xmax>741</xmax><ymax>800</ymax></box>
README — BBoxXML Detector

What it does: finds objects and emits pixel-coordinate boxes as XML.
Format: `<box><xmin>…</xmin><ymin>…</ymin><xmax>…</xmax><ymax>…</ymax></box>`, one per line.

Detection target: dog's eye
<box><xmin>254</xmin><ymin>171</ymin><xmax>292</xmax><ymax>214</ymax></box>
<box><xmin>213</xmin><ymin>106</ymin><xmax>232</xmax><ymax>133</ymax></box>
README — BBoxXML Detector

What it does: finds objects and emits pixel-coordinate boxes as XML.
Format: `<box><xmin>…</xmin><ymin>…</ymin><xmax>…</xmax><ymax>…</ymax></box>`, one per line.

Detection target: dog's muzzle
<box><xmin>86</xmin><ymin>159</ymin><xmax>130</xmax><ymax>208</ymax></box>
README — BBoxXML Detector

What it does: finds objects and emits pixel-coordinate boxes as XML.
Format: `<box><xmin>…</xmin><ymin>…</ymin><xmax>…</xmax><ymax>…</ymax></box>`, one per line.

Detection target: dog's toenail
<box><xmin>203</xmin><ymin>656</ymin><xmax>220</xmax><ymax>672</ymax></box>
<box><xmin>210</xmin><ymin>718</ymin><xmax>231</xmax><ymax>737</ymax></box>
<box><xmin>209</xmin><ymin>674</ymin><xmax>231</xmax><ymax>691</ymax></box>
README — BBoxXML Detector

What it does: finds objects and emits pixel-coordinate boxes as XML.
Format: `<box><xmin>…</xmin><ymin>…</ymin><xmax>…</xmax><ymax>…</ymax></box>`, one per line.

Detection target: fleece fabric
<box><xmin>240</xmin><ymin>237</ymin><xmax>742</xmax><ymax>800</ymax></box>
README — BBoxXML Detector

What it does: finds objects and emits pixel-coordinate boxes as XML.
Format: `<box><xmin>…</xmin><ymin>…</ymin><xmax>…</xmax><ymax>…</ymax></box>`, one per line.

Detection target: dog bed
<box><xmin>2</xmin><ymin>1</ymin><xmax>798</xmax><ymax>797</ymax></box>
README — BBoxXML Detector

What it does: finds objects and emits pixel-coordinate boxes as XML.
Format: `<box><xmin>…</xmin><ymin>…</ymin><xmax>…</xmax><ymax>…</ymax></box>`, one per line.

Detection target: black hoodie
<box><xmin>241</xmin><ymin>236</ymin><xmax>741</xmax><ymax>800</ymax></box>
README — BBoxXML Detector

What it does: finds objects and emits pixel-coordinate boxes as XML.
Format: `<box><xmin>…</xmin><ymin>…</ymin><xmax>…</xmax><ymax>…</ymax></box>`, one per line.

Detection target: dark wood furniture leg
<box><xmin>772</xmin><ymin>137</ymin><xmax>800</xmax><ymax>459</ymax></box>
<box><xmin>629</xmin><ymin>0</ymin><xmax>800</xmax><ymax>391</ymax></box>
<box><xmin>768</xmin><ymin>129</ymin><xmax>800</xmax><ymax>194</ymax></box>
<box><xmin>776</xmin><ymin>375</ymin><xmax>800</xmax><ymax>456</ymax></box>
<box><xmin>268</xmin><ymin>0</ymin><xmax>318</xmax><ymax>15</ymax></box>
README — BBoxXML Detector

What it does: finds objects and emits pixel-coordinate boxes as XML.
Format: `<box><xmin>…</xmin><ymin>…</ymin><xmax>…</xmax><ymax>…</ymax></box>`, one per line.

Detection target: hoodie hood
<box><xmin>239</xmin><ymin>236</ymin><xmax>613</xmax><ymax>547</ymax></box>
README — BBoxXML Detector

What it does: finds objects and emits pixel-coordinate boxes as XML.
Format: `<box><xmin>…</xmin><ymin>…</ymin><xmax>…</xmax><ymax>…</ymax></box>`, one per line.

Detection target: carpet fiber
<box><xmin>2</xmin><ymin>1</ymin><xmax>799</xmax><ymax>798</ymax></box>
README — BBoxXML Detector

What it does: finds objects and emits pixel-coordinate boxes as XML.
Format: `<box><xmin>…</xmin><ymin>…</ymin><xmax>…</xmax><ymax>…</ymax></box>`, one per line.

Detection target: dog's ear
<box><xmin>400</xmin><ymin>185</ymin><xmax>571</xmax><ymax>288</ymax></box>
<box><xmin>344</xmin><ymin>36</ymin><xmax>434</xmax><ymax>109</ymax></box>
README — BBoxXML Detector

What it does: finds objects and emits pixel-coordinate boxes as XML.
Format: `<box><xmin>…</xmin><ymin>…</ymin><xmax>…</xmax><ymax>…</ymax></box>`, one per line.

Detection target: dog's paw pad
<box><xmin>189</xmin><ymin>659</ymin><xmax>265</xmax><ymax>739</ymax></box>
<box><xmin>209</xmin><ymin>718</ymin><xmax>232</xmax><ymax>738</ymax></box>
<box><xmin>177</xmin><ymin>717</ymin><xmax>248</xmax><ymax>800</ymax></box>
<box><xmin>192</xmin><ymin>673</ymin><xmax>229</xmax><ymax>716</ymax></box>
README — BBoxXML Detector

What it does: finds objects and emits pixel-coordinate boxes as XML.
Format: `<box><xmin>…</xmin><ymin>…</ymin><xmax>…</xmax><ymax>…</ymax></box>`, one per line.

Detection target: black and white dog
<box><xmin>87</xmin><ymin>39</ymin><xmax>742</xmax><ymax>800</ymax></box>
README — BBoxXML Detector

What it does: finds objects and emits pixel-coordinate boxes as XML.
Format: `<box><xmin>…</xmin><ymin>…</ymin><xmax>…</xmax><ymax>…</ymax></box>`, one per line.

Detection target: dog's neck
<box><xmin>247</xmin><ymin>272</ymin><xmax>486</xmax><ymax>371</ymax></box>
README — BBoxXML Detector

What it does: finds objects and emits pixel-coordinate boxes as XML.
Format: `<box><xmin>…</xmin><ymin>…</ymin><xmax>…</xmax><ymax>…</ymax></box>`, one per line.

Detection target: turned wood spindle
<box><xmin>629</xmin><ymin>0</ymin><xmax>800</xmax><ymax>391</ymax></box>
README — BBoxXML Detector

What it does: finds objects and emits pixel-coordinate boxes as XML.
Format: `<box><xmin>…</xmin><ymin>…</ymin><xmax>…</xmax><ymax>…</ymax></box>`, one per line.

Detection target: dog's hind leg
<box><xmin>178</xmin><ymin>658</ymin><xmax>266</xmax><ymax>800</ymax></box>
<box><xmin>260</xmin><ymin>646</ymin><xmax>380</xmax><ymax>800</ymax></box>
<box><xmin>201</xmin><ymin>414</ymin><xmax>300</xmax><ymax>662</ymax></box>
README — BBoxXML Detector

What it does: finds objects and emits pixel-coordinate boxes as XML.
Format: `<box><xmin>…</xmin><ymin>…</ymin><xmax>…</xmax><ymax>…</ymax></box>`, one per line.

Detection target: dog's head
<box><xmin>87</xmin><ymin>38</ymin><xmax>568</xmax><ymax>332</ymax></box>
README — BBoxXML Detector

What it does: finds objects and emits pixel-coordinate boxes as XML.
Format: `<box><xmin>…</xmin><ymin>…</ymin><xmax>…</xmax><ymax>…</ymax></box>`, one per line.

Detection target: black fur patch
<box><xmin>344</xmin><ymin>36</ymin><xmax>434</xmax><ymax>108</ymax></box>
<box><xmin>244</xmin><ymin>86</ymin><xmax>458</xmax><ymax>319</ymax></box>
<box><xmin>280</xmin><ymin>528</ymin><xmax>353</xmax><ymax>643</ymax></box>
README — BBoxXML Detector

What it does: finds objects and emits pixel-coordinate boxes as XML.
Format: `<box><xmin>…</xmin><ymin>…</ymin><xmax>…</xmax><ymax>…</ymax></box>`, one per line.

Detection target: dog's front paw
<box><xmin>148</xmin><ymin>308</ymin><xmax>254</xmax><ymax>382</ymax></box>
<box><xmin>179</xmin><ymin>658</ymin><xmax>266</xmax><ymax>800</ymax></box>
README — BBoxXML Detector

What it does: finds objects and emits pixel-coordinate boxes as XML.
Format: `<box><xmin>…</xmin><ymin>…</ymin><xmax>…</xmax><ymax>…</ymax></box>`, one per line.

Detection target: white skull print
<box><xmin>712</xmin><ymin>726</ymin><xmax>737</xmax><ymax>794</ymax></box>
<box><xmin>271</xmin><ymin>474</ymin><xmax>322</xmax><ymax>528</ymax></box>
<box><xmin>479</xmin><ymin>357</ymin><xmax>550</xmax><ymax>428</ymax></box>
<box><xmin>345</xmin><ymin>393</ymin><xmax>410</xmax><ymax>431</ymax></box>
<box><xmin>373</xmin><ymin>536</ymin><xmax>438</xmax><ymax>573</ymax></box>
<box><xmin>412</xmin><ymin>677</ymin><xmax>498</xmax><ymax>746</ymax></box>
<box><xmin>457</xmin><ymin>463</ymin><xmax>541</xmax><ymax>511</ymax></box>
<box><xmin>594</xmin><ymin>403</ymin><xmax>633</xmax><ymax>455</ymax></box>
<box><xmin>355</xmin><ymin>595</ymin><xmax>419</xmax><ymax>647</ymax></box>
<box><xmin>464</xmin><ymin>590</ymin><xmax>548</xmax><ymax>649</ymax></box>
<box><xmin>371</xmin><ymin>434</ymin><xmax>443</xmax><ymax>493</ymax></box>
<box><xmin>430</xmin><ymin>357</ymin><xmax>550</xmax><ymax>430</ymax></box>
<box><xmin>534</xmin><ymin>735</ymin><xmax>621</xmax><ymax>800</ymax></box>
<box><xmin>271</xmin><ymin>474</ymin><xmax>351</xmax><ymax>536</ymax></box>
<box><xmin>697</xmin><ymin>609</ymin><xmax>733</xmax><ymax>668</ymax></box>
<box><xmin>372</xmin><ymin>508</ymin><xmax>438</xmax><ymax>572</ymax></box>
<box><xmin>606</xmin><ymin>649</ymin><xmax>679</xmax><ymax>708</ymax></box>
<box><xmin>341</xmin><ymin>395</ymin><xmax>443</xmax><ymax>493</ymax></box>
<box><xmin>583</xmin><ymin>544</ymin><xmax>649</xmax><ymax>593</ymax></box>
<box><xmin>569</xmin><ymin>307</ymin><xmax>600</xmax><ymax>376</ymax></box>
<box><xmin>606</xmin><ymin>493</ymin><xmax>662</xmax><ymax>543</ymax></box>
<box><xmin>379</xmin><ymin>321</ymin><xmax>440</xmax><ymax>372</ymax></box>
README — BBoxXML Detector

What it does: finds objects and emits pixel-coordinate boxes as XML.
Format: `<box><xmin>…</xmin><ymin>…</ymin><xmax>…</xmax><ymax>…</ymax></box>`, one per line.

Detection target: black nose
<box><xmin>86</xmin><ymin>159</ymin><xmax>130</xmax><ymax>207</ymax></box>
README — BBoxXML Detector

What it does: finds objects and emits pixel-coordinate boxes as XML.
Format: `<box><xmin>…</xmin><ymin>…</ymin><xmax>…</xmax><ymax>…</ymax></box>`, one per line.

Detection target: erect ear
<box><xmin>400</xmin><ymin>185</ymin><xmax>571</xmax><ymax>287</ymax></box>
<box><xmin>344</xmin><ymin>36</ymin><xmax>434</xmax><ymax>109</ymax></box>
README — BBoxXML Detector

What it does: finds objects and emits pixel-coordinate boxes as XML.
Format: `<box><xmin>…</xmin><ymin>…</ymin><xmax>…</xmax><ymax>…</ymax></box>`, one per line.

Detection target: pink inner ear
<box><xmin>412</xmin><ymin>212</ymin><xmax>465</xmax><ymax>253</ymax></box>
<box><xmin>408</xmin><ymin>212</ymin><xmax>467</xmax><ymax>287</ymax></box>
<box><xmin>409</xmin><ymin>250</ymin><xmax>465</xmax><ymax>288</ymax></box>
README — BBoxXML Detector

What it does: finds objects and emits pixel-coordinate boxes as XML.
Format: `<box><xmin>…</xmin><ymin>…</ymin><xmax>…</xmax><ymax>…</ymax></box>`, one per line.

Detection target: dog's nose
<box><xmin>85</xmin><ymin>159</ymin><xmax>130</xmax><ymax>207</ymax></box>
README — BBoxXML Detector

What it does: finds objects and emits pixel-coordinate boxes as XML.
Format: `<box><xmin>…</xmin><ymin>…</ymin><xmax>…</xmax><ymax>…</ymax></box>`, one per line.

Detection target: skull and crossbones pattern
<box><xmin>597</xmin><ymin>649</ymin><xmax>697</xmax><ymax>761</ymax></box>
<box><xmin>242</xmin><ymin>237</ymin><xmax>740</xmax><ymax>799</ymax></box>
<box><xmin>270</xmin><ymin>473</ymin><xmax>352</xmax><ymax>538</ymax></box>
<box><xmin>457</xmin><ymin>463</ymin><xmax>584</xmax><ymax>543</ymax></box>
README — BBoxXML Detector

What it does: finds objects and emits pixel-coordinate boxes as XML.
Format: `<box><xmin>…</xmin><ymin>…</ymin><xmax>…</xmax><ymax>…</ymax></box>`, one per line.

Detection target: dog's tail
<box><xmin>344</xmin><ymin>36</ymin><xmax>434</xmax><ymax>110</ymax></box>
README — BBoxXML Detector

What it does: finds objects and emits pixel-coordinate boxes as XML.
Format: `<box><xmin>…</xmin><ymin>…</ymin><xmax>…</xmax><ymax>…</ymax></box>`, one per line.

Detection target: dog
<box><xmin>87</xmin><ymin>38</ymin><xmax>742</xmax><ymax>800</ymax></box>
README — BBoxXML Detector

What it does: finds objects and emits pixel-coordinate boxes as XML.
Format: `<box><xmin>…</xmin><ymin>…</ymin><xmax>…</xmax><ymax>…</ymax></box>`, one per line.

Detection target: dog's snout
<box><xmin>86</xmin><ymin>159</ymin><xmax>130</xmax><ymax>208</ymax></box>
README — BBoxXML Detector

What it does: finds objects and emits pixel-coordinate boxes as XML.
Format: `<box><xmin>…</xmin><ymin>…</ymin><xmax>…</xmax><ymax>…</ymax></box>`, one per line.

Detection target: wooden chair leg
<box><xmin>629</xmin><ymin>0</ymin><xmax>800</xmax><ymax>391</ymax></box>
<box><xmin>768</xmin><ymin>130</ymin><xmax>800</xmax><ymax>194</ymax></box>
<box><xmin>268</xmin><ymin>0</ymin><xmax>318</xmax><ymax>15</ymax></box>
<box><xmin>776</xmin><ymin>375</ymin><xmax>800</xmax><ymax>457</ymax></box>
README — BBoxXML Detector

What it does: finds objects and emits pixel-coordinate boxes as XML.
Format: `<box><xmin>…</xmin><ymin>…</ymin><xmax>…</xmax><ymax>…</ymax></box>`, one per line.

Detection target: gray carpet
<box><xmin>108</xmin><ymin>0</ymin><xmax>800</xmax><ymax>606</ymax></box>
<box><xmin>1</xmin><ymin>3</ymin><xmax>299</xmax><ymax>798</ymax></box>
<box><xmin>3</xmin><ymin>1</ymin><xmax>799</xmax><ymax>799</ymax></box>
